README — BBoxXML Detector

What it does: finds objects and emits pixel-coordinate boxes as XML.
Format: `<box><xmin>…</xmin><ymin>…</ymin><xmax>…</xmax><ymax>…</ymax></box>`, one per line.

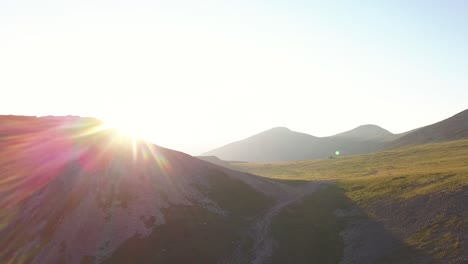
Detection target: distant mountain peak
<box><xmin>250</xmin><ymin>127</ymin><xmax>296</xmax><ymax>138</ymax></box>
<box><xmin>202</xmin><ymin>109</ymin><xmax>467</xmax><ymax>162</ymax></box>
<box><xmin>356</xmin><ymin>124</ymin><xmax>383</xmax><ymax>129</ymax></box>
<box><xmin>333</xmin><ymin>124</ymin><xmax>392</xmax><ymax>139</ymax></box>
<box><xmin>267</xmin><ymin>127</ymin><xmax>291</xmax><ymax>132</ymax></box>
<box><xmin>257</xmin><ymin>127</ymin><xmax>317</xmax><ymax>139</ymax></box>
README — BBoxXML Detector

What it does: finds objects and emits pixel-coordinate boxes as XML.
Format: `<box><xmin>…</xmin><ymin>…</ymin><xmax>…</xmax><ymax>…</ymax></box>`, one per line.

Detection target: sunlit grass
<box><xmin>406</xmin><ymin>214</ymin><xmax>463</xmax><ymax>260</ymax></box>
<box><xmin>233</xmin><ymin>139</ymin><xmax>468</xmax><ymax>261</ymax></box>
<box><xmin>233</xmin><ymin>139</ymin><xmax>468</xmax><ymax>203</ymax></box>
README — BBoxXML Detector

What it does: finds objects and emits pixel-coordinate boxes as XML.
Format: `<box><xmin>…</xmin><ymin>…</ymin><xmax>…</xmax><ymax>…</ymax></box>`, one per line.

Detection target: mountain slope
<box><xmin>202</xmin><ymin>125</ymin><xmax>393</xmax><ymax>162</ymax></box>
<box><xmin>203</xmin><ymin>109</ymin><xmax>468</xmax><ymax>163</ymax></box>
<box><xmin>386</xmin><ymin>109</ymin><xmax>468</xmax><ymax>149</ymax></box>
<box><xmin>0</xmin><ymin>115</ymin><xmax>309</xmax><ymax>264</ymax></box>
<box><xmin>332</xmin><ymin>124</ymin><xmax>393</xmax><ymax>140</ymax></box>
<box><xmin>203</xmin><ymin>127</ymin><xmax>321</xmax><ymax>162</ymax></box>
<box><xmin>232</xmin><ymin>139</ymin><xmax>468</xmax><ymax>263</ymax></box>
<box><xmin>196</xmin><ymin>155</ymin><xmax>236</xmax><ymax>169</ymax></box>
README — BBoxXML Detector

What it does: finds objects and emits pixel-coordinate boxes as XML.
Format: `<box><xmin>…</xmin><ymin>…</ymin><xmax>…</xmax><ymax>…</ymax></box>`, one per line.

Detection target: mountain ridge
<box><xmin>202</xmin><ymin>109</ymin><xmax>468</xmax><ymax>162</ymax></box>
<box><xmin>385</xmin><ymin>109</ymin><xmax>468</xmax><ymax>149</ymax></box>
<box><xmin>202</xmin><ymin>124</ymin><xmax>392</xmax><ymax>162</ymax></box>
<box><xmin>0</xmin><ymin>115</ymin><xmax>301</xmax><ymax>264</ymax></box>
<box><xmin>332</xmin><ymin>124</ymin><xmax>393</xmax><ymax>139</ymax></box>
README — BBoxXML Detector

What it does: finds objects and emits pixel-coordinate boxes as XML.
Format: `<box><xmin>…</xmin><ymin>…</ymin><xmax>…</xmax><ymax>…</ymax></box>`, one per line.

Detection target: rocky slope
<box><xmin>0</xmin><ymin>116</ymin><xmax>314</xmax><ymax>264</ymax></box>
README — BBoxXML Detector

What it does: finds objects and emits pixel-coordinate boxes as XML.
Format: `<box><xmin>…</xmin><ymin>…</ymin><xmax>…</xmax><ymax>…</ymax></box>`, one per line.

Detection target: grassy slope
<box><xmin>233</xmin><ymin>139</ymin><xmax>468</xmax><ymax>262</ymax></box>
<box><xmin>233</xmin><ymin>139</ymin><xmax>468</xmax><ymax>200</ymax></box>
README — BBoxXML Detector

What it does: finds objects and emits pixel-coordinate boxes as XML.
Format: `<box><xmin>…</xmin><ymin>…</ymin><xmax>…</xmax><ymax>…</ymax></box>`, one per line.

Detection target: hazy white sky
<box><xmin>1</xmin><ymin>0</ymin><xmax>467</xmax><ymax>154</ymax></box>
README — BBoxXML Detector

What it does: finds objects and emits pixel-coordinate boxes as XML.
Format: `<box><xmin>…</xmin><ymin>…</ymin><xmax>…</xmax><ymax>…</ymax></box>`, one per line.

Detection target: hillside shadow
<box><xmin>269</xmin><ymin>185</ymin><xmax>432</xmax><ymax>264</ymax></box>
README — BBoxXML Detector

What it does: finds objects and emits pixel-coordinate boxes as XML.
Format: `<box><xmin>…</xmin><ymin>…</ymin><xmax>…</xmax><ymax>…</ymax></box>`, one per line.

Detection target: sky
<box><xmin>1</xmin><ymin>0</ymin><xmax>467</xmax><ymax>154</ymax></box>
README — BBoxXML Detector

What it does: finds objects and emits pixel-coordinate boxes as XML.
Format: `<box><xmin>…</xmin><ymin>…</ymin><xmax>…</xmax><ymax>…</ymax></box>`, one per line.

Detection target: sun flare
<box><xmin>103</xmin><ymin>117</ymin><xmax>150</xmax><ymax>141</ymax></box>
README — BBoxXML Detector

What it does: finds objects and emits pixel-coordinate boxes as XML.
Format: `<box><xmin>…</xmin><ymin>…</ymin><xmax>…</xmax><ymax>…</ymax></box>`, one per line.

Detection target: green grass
<box><xmin>340</xmin><ymin>172</ymin><xmax>466</xmax><ymax>207</ymax></box>
<box><xmin>406</xmin><ymin>214</ymin><xmax>464</xmax><ymax>260</ymax></box>
<box><xmin>234</xmin><ymin>139</ymin><xmax>468</xmax><ymax>179</ymax></box>
<box><xmin>233</xmin><ymin>139</ymin><xmax>468</xmax><ymax>205</ymax></box>
<box><xmin>233</xmin><ymin>139</ymin><xmax>468</xmax><ymax>261</ymax></box>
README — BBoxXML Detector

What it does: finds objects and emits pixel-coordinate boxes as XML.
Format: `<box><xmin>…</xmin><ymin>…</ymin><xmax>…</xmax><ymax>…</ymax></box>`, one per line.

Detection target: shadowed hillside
<box><xmin>203</xmin><ymin>127</ymin><xmax>320</xmax><ymax>162</ymax></box>
<box><xmin>202</xmin><ymin>125</ymin><xmax>393</xmax><ymax>162</ymax></box>
<box><xmin>332</xmin><ymin>124</ymin><xmax>393</xmax><ymax>140</ymax></box>
<box><xmin>196</xmin><ymin>155</ymin><xmax>235</xmax><ymax>169</ymax></box>
<box><xmin>386</xmin><ymin>109</ymin><xmax>468</xmax><ymax>149</ymax></box>
<box><xmin>203</xmin><ymin>109</ymin><xmax>468</xmax><ymax>163</ymax></box>
<box><xmin>0</xmin><ymin>115</ymin><xmax>311</xmax><ymax>264</ymax></box>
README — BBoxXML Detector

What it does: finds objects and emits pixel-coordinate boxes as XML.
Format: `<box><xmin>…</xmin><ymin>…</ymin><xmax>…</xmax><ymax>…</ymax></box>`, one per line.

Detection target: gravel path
<box><xmin>224</xmin><ymin>181</ymin><xmax>325</xmax><ymax>264</ymax></box>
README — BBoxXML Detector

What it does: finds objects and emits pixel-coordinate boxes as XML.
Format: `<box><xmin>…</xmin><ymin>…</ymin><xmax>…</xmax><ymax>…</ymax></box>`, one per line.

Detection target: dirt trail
<box><xmin>224</xmin><ymin>181</ymin><xmax>325</xmax><ymax>264</ymax></box>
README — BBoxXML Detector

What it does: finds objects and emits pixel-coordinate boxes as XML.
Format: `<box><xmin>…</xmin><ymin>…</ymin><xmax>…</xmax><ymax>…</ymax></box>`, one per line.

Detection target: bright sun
<box><xmin>103</xmin><ymin>117</ymin><xmax>150</xmax><ymax>140</ymax></box>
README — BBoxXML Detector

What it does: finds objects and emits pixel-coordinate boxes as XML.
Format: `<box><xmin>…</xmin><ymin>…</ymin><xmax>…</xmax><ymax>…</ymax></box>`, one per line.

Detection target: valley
<box><xmin>3</xmin><ymin>1</ymin><xmax>468</xmax><ymax>263</ymax></box>
<box><xmin>230</xmin><ymin>139</ymin><xmax>468</xmax><ymax>263</ymax></box>
<box><xmin>1</xmin><ymin>114</ymin><xmax>467</xmax><ymax>263</ymax></box>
